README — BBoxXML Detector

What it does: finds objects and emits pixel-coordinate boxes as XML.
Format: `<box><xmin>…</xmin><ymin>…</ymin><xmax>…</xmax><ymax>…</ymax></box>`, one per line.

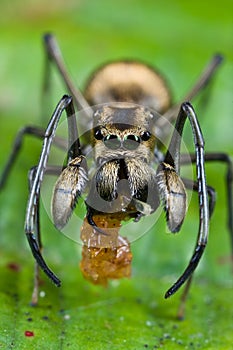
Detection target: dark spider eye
<box><xmin>94</xmin><ymin>128</ymin><xmax>103</xmax><ymax>140</ymax></box>
<box><xmin>123</xmin><ymin>134</ymin><xmax>140</xmax><ymax>150</ymax></box>
<box><xmin>104</xmin><ymin>134</ymin><xmax>121</xmax><ymax>149</ymax></box>
<box><xmin>141</xmin><ymin>131</ymin><xmax>151</xmax><ymax>141</ymax></box>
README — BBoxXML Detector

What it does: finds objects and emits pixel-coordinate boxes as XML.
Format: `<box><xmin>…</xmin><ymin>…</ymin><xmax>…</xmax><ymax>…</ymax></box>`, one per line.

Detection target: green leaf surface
<box><xmin>0</xmin><ymin>1</ymin><xmax>233</xmax><ymax>349</ymax></box>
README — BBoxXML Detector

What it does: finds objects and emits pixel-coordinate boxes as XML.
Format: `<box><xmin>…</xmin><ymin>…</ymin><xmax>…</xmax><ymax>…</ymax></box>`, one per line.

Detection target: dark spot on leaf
<box><xmin>24</xmin><ymin>330</ymin><xmax>34</xmax><ymax>337</ymax></box>
<box><xmin>6</xmin><ymin>262</ymin><xmax>21</xmax><ymax>272</ymax></box>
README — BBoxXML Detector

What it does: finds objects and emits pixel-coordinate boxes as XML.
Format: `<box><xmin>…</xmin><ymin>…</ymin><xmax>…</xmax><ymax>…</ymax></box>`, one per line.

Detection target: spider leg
<box><xmin>25</xmin><ymin>95</ymin><xmax>80</xmax><ymax>287</ymax></box>
<box><xmin>43</xmin><ymin>33</ymin><xmax>91</xmax><ymax>116</ymax></box>
<box><xmin>176</xmin><ymin>275</ymin><xmax>193</xmax><ymax>320</ymax></box>
<box><xmin>173</xmin><ymin>178</ymin><xmax>216</xmax><ymax>319</ymax></box>
<box><xmin>162</xmin><ymin>102</ymin><xmax>209</xmax><ymax>298</ymax></box>
<box><xmin>182</xmin><ymin>178</ymin><xmax>216</xmax><ymax>218</ymax></box>
<box><xmin>0</xmin><ymin>126</ymin><xmax>67</xmax><ymax>189</ymax></box>
<box><xmin>157</xmin><ymin>54</ymin><xmax>223</xmax><ymax>134</ymax></box>
<box><xmin>181</xmin><ymin>152</ymin><xmax>233</xmax><ymax>252</ymax></box>
<box><xmin>28</xmin><ymin>166</ymin><xmax>42</xmax><ymax>305</ymax></box>
<box><xmin>28</xmin><ymin>165</ymin><xmax>63</xmax><ymax>305</ymax></box>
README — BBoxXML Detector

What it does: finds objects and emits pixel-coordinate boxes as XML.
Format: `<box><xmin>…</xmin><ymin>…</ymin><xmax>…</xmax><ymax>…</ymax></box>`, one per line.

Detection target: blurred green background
<box><xmin>0</xmin><ymin>0</ymin><xmax>232</xmax><ymax>349</ymax></box>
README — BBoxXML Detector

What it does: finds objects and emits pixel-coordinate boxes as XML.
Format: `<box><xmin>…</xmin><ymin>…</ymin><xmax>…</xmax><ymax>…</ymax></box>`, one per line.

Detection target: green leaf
<box><xmin>0</xmin><ymin>1</ymin><xmax>232</xmax><ymax>349</ymax></box>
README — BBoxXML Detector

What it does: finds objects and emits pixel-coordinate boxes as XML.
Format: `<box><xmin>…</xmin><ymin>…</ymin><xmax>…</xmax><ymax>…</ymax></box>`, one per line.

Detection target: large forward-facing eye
<box><xmin>103</xmin><ymin>135</ymin><xmax>121</xmax><ymax>149</ymax></box>
<box><xmin>123</xmin><ymin>135</ymin><xmax>141</xmax><ymax>150</ymax></box>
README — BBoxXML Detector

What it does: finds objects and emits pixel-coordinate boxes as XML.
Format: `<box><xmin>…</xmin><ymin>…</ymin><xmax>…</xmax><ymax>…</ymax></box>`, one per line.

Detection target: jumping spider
<box><xmin>0</xmin><ymin>34</ymin><xmax>232</xmax><ymax>318</ymax></box>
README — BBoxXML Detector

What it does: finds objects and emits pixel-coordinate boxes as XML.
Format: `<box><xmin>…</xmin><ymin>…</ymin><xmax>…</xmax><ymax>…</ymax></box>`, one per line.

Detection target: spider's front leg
<box><xmin>29</xmin><ymin>159</ymin><xmax>88</xmax><ymax>305</ymax></box>
<box><xmin>25</xmin><ymin>95</ymin><xmax>88</xmax><ymax>304</ymax></box>
<box><xmin>157</xmin><ymin>102</ymin><xmax>209</xmax><ymax>318</ymax></box>
<box><xmin>156</xmin><ymin>161</ymin><xmax>188</xmax><ymax>320</ymax></box>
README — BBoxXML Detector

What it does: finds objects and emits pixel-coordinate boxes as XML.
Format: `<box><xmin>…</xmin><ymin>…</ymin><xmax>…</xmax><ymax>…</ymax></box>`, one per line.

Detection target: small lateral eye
<box><xmin>141</xmin><ymin>131</ymin><xmax>151</xmax><ymax>141</ymax></box>
<box><xmin>94</xmin><ymin>128</ymin><xmax>103</xmax><ymax>140</ymax></box>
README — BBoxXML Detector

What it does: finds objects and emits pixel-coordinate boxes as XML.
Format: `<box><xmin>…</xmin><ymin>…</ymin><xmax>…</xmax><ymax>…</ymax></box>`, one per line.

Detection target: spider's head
<box><xmin>92</xmin><ymin>103</ymin><xmax>156</xmax><ymax>165</ymax></box>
